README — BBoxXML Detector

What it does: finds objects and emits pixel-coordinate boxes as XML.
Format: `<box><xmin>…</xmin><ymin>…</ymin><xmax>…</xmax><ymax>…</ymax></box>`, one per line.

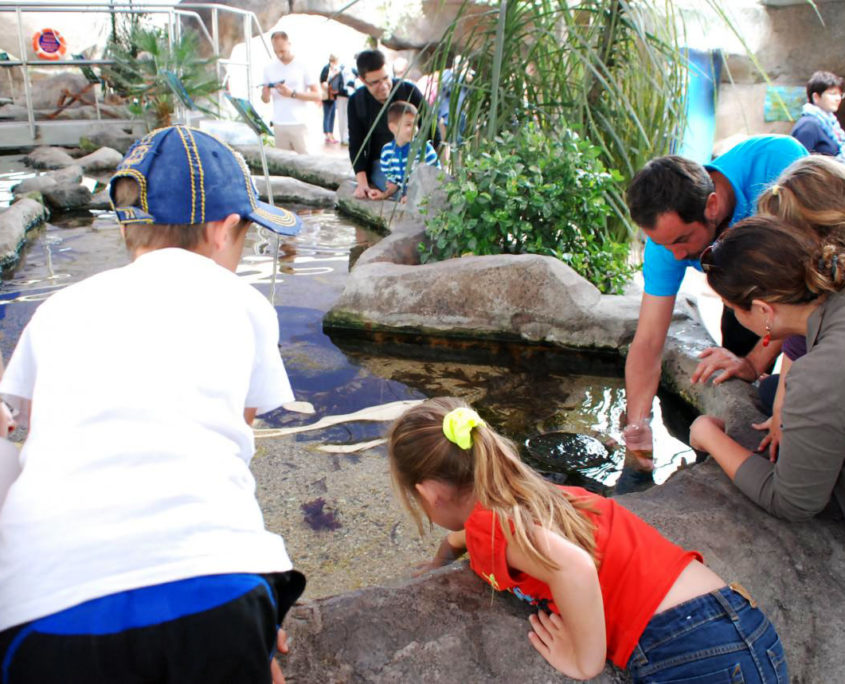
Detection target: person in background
<box><xmin>319</xmin><ymin>55</ymin><xmax>340</xmax><ymax>145</ymax></box>
<box><xmin>621</xmin><ymin>136</ymin><xmax>806</xmax><ymax>466</ymax></box>
<box><xmin>373</xmin><ymin>101</ymin><xmax>440</xmax><ymax>202</ymax></box>
<box><xmin>791</xmin><ymin>70</ymin><xmax>845</xmax><ymax>160</ymax></box>
<box><xmin>261</xmin><ymin>31</ymin><xmax>320</xmax><ymax>154</ymax></box>
<box><xmin>0</xmin><ymin>126</ymin><xmax>305</xmax><ymax>682</ymax></box>
<box><xmin>392</xmin><ymin>56</ymin><xmax>410</xmax><ymax>80</ymax></box>
<box><xmin>388</xmin><ymin>397</ymin><xmax>787</xmax><ymax>682</ymax></box>
<box><xmin>334</xmin><ymin>60</ymin><xmax>356</xmax><ymax>146</ymax></box>
<box><xmin>348</xmin><ymin>49</ymin><xmax>441</xmax><ymax>199</ymax></box>
<box><xmin>691</xmin><ymin>216</ymin><xmax>845</xmax><ymax>522</ymax></box>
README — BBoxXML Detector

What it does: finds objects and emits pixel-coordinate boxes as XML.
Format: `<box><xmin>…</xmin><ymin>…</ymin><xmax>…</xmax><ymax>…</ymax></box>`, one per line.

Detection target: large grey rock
<box><xmin>42</xmin><ymin>182</ymin><xmax>93</xmax><ymax>212</ymax></box>
<box><xmin>48</xmin><ymin>164</ymin><xmax>84</xmax><ymax>185</ymax></box>
<box><xmin>252</xmin><ymin>175</ymin><xmax>336</xmax><ymax>208</ymax></box>
<box><xmin>0</xmin><ymin>198</ymin><xmax>49</xmax><ymax>267</ymax></box>
<box><xmin>77</xmin><ymin>146</ymin><xmax>123</xmax><ymax>173</ymax></box>
<box><xmin>79</xmin><ymin>127</ymin><xmax>138</xmax><ymax>155</ymax></box>
<box><xmin>11</xmin><ymin>174</ymin><xmax>57</xmax><ymax>196</ymax></box>
<box><xmin>237</xmin><ymin>145</ymin><xmax>354</xmax><ymax>190</ymax></box>
<box><xmin>405</xmin><ymin>163</ymin><xmax>450</xmax><ymax>219</ymax></box>
<box><xmin>279</xmin><ymin>457</ymin><xmax>844</xmax><ymax>683</ymax></box>
<box><xmin>23</xmin><ymin>146</ymin><xmax>76</xmax><ymax>170</ymax></box>
<box><xmin>325</xmin><ymin>253</ymin><xmax>641</xmax><ymax>350</ymax></box>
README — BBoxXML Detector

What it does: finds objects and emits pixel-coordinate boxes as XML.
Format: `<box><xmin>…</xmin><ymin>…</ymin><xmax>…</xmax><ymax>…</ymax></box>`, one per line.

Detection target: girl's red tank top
<box><xmin>463</xmin><ymin>485</ymin><xmax>702</xmax><ymax>668</ymax></box>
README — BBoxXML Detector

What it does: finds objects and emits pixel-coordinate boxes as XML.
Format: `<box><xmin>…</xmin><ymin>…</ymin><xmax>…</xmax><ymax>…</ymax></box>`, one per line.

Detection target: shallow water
<box><xmin>0</xmin><ymin>159</ymin><xmax>698</xmax><ymax>594</ymax></box>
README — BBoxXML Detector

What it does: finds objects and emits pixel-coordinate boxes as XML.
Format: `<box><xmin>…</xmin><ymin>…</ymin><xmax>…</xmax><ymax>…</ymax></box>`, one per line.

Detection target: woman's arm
<box><xmin>689</xmin><ymin>416</ymin><xmax>752</xmax><ymax>479</ymax></box>
<box><xmin>506</xmin><ymin>527</ymin><xmax>606</xmax><ymax>680</ymax></box>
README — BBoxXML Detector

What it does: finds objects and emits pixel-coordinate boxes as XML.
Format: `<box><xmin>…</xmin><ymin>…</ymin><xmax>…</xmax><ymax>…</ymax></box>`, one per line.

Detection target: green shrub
<box><xmin>420</xmin><ymin>126</ymin><xmax>635</xmax><ymax>294</ymax></box>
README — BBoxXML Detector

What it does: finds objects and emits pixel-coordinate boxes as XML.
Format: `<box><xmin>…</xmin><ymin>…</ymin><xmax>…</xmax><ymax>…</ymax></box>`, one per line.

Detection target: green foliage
<box><xmin>421</xmin><ymin>125</ymin><xmax>634</xmax><ymax>294</ymax></box>
<box><xmin>422</xmin><ymin>0</ymin><xmax>688</xmax><ymax>244</ymax></box>
<box><xmin>102</xmin><ymin>26</ymin><xmax>221</xmax><ymax>129</ymax></box>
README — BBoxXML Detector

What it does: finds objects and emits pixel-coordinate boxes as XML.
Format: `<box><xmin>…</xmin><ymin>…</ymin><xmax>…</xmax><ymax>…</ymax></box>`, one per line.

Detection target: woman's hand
<box><xmin>692</xmin><ymin>347</ymin><xmax>758</xmax><ymax>385</ymax></box>
<box><xmin>689</xmin><ymin>415</ymin><xmax>726</xmax><ymax>452</ymax></box>
<box><xmin>752</xmin><ymin>415</ymin><xmax>781</xmax><ymax>462</ymax></box>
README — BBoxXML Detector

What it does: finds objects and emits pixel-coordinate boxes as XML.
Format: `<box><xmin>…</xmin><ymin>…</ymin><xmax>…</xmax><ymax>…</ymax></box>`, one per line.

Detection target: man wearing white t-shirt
<box><xmin>261</xmin><ymin>31</ymin><xmax>320</xmax><ymax>154</ymax></box>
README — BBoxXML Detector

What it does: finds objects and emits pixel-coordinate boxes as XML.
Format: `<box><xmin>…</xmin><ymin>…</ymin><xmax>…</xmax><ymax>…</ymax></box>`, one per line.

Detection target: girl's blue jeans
<box><xmin>627</xmin><ymin>584</ymin><xmax>787</xmax><ymax>683</ymax></box>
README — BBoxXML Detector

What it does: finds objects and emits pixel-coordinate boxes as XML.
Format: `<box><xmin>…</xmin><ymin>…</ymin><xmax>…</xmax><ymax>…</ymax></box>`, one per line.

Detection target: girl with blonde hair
<box><xmin>692</xmin><ymin>215</ymin><xmax>845</xmax><ymax>521</ymax></box>
<box><xmin>388</xmin><ymin>397</ymin><xmax>786</xmax><ymax>682</ymax></box>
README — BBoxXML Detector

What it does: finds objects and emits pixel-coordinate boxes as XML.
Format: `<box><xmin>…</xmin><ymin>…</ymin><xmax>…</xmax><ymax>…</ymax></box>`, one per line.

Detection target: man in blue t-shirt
<box><xmin>621</xmin><ymin>135</ymin><xmax>806</xmax><ymax>457</ymax></box>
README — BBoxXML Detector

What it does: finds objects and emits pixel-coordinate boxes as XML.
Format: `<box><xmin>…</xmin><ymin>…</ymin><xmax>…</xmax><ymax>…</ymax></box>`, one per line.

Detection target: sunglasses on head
<box><xmin>700</xmin><ymin>242</ymin><xmax>719</xmax><ymax>273</ymax></box>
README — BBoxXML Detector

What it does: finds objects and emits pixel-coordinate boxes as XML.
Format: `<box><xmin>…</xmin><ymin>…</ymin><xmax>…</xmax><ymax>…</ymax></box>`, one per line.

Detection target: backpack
<box><xmin>328</xmin><ymin>70</ymin><xmax>344</xmax><ymax>98</ymax></box>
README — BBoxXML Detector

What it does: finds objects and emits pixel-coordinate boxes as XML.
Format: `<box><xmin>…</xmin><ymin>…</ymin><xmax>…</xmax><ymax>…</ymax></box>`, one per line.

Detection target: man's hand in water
<box><xmin>270</xmin><ymin>628</ymin><xmax>290</xmax><ymax>684</ymax></box>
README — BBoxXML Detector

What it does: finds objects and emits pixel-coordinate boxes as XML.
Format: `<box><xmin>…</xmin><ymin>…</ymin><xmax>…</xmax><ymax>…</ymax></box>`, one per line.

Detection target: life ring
<box><xmin>32</xmin><ymin>28</ymin><xmax>67</xmax><ymax>61</ymax></box>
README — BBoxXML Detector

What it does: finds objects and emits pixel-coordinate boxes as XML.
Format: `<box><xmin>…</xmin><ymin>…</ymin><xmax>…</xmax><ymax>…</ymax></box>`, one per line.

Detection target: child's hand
<box><xmin>399</xmin><ymin>195</ymin><xmax>407</xmax><ymax>204</ymax></box>
<box><xmin>528</xmin><ymin>611</ymin><xmax>575</xmax><ymax>675</ymax></box>
<box><xmin>366</xmin><ymin>188</ymin><xmax>384</xmax><ymax>200</ymax></box>
<box><xmin>270</xmin><ymin>628</ymin><xmax>289</xmax><ymax>684</ymax></box>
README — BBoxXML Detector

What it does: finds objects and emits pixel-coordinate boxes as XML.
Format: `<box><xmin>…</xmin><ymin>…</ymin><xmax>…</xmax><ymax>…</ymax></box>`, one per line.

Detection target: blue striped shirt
<box><xmin>380</xmin><ymin>139</ymin><xmax>440</xmax><ymax>192</ymax></box>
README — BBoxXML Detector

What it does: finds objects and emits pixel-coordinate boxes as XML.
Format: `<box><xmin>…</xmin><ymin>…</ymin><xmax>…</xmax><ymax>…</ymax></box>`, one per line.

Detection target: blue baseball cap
<box><xmin>109</xmin><ymin>125</ymin><xmax>301</xmax><ymax>235</ymax></box>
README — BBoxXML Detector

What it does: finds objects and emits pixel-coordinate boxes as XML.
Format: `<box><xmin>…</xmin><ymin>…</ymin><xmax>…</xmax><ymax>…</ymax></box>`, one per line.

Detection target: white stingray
<box><xmin>254</xmin><ymin>399</ymin><xmax>423</xmax><ymax>439</ymax></box>
<box><xmin>315</xmin><ymin>438</ymin><xmax>387</xmax><ymax>453</ymax></box>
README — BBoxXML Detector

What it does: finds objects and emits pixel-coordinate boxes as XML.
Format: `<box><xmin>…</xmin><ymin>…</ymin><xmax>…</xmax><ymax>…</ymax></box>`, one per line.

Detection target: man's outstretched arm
<box><xmin>624</xmin><ymin>293</ymin><xmax>676</xmax><ymax>435</ymax></box>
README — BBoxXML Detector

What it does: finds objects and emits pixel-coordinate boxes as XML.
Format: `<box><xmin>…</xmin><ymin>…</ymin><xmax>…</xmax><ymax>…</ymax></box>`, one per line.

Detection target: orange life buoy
<box><xmin>32</xmin><ymin>28</ymin><xmax>67</xmax><ymax>61</ymax></box>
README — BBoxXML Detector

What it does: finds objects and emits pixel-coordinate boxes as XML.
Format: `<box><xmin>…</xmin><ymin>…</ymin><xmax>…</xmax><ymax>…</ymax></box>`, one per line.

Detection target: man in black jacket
<box><xmin>348</xmin><ymin>49</ymin><xmax>441</xmax><ymax>199</ymax></box>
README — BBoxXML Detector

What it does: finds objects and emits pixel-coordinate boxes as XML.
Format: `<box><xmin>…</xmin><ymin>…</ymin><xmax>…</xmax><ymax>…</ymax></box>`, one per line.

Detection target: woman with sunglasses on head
<box><xmin>690</xmin><ymin>215</ymin><xmax>845</xmax><ymax>521</ymax></box>
<box><xmin>750</xmin><ymin>156</ymin><xmax>845</xmax><ymax>460</ymax></box>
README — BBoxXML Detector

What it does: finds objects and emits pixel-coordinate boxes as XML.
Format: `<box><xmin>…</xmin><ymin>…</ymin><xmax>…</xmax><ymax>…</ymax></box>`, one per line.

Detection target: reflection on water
<box><xmin>0</xmin><ymin>200</ymin><xmax>696</xmax><ymax>493</ymax></box>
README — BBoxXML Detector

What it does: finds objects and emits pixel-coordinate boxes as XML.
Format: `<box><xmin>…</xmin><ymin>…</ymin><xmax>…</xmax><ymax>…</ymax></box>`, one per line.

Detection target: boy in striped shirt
<box><xmin>374</xmin><ymin>101</ymin><xmax>440</xmax><ymax>202</ymax></box>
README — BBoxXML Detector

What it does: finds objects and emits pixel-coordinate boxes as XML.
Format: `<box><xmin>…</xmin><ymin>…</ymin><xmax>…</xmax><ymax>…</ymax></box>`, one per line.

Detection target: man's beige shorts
<box><xmin>273</xmin><ymin>124</ymin><xmax>308</xmax><ymax>154</ymax></box>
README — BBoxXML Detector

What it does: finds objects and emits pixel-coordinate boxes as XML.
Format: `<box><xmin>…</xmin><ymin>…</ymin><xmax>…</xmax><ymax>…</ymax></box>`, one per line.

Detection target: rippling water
<box><xmin>0</xmin><ymin>159</ymin><xmax>695</xmax><ymax>491</ymax></box>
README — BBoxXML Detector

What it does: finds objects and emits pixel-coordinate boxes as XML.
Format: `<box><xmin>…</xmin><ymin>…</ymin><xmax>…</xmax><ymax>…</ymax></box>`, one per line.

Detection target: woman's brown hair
<box><xmin>388</xmin><ymin>397</ymin><xmax>598</xmax><ymax>570</ymax></box>
<box><xmin>703</xmin><ymin>215</ymin><xmax>845</xmax><ymax>309</ymax></box>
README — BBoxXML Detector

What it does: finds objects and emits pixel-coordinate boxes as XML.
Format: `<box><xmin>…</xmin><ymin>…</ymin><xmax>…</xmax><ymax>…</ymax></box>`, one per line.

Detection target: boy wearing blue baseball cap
<box><xmin>0</xmin><ymin>126</ymin><xmax>304</xmax><ymax>682</ymax></box>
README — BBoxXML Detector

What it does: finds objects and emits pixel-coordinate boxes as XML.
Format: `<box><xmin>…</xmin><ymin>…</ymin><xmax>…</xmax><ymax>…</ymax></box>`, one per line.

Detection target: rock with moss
<box><xmin>23</xmin><ymin>146</ymin><xmax>76</xmax><ymax>170</ymax></box>
<box><xmin>237</xmin><ymin>145</ymin><xmax>354</xmax><ymax>190</ymax></box>
<box><xmin>252</xmin><ymin>176</ymin><xmax>336</xmax><ymax>208</ymax></box>
<box><xmin>0</xmin><ymin>198</ymin><xmax>49</xmax><ymax>267</ymax></box>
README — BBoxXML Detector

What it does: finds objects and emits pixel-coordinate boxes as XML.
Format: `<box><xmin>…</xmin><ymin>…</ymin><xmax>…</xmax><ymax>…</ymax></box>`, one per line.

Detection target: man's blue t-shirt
<box><xmin>642</xmin><ymin>135</ymin><xmax>807</xmax><ymax>297</ymax></box>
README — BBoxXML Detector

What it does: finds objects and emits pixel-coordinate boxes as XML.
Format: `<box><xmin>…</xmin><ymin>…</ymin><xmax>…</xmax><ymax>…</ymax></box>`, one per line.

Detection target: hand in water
<box><xmin>622</xmin><ymin>420</ymin><xmax>654</xmax><ymax>472</ymax></box>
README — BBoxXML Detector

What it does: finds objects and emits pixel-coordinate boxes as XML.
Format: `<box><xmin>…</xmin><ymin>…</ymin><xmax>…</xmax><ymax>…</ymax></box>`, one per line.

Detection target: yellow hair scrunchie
<box><xmin>442</xmin><ymin>407</ymin><xmax>485</xmax><ymax>450</ymax></box>
<box><xmin>771</xmin><ymin>184</ymin><xmax>780</xmax><ymax>197</ymax></box>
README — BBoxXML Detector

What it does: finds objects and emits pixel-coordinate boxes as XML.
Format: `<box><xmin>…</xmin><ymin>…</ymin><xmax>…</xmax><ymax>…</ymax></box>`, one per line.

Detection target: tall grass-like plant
<box><xmin>424</xmin><ymin>0</ymin><xmax>688</xmax><ymax>243</ymax></box>
<box><xmin>103</xmin><ymin>27</ymin><xmax>221</xmax><ymax>129</ymax></box>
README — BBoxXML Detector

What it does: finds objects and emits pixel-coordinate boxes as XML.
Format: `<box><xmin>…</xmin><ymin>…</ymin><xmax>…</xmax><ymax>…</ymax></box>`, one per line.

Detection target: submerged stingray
<box><xmin>524</xmin><ymin>431</ymin><xmax>613</xmax><ymax>471</ymax></box>
<box><xmin>254</xmin><ymin>399</ymin><xmax>423</xmax><ymax>439</ymax></box>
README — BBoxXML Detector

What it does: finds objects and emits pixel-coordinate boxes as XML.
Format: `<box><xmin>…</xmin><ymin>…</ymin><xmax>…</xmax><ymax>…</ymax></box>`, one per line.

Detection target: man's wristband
<box><xmin>291</xmin><ymin>90</ymin><xmax>297</xmax><ymax>99</ymax></box>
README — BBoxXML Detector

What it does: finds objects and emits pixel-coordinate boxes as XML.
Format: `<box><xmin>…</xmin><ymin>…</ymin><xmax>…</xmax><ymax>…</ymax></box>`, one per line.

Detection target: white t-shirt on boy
<box><xmin>0</xmin><ymin>248</ymin><xmax>295</xmax><ymax>632</ymax></box>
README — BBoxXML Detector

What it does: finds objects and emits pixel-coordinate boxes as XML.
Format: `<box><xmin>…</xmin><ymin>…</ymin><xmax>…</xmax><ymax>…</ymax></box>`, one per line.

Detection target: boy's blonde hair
<box><xmin>112</xmin><ymin>177</ymin><xmax>249</xmax><ymax>253</ymax></box>
<box><xmin>388</xmin><ymin>397</ymin><xmax>598</xmax><ymax>571</ymax></box>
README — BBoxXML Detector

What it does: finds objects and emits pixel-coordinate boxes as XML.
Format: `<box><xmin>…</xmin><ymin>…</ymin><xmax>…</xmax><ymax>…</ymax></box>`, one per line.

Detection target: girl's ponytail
<box><xmin>389</xmin><ymin>397</ymin><xmax>598</xmax><ymax>572</ymax></box>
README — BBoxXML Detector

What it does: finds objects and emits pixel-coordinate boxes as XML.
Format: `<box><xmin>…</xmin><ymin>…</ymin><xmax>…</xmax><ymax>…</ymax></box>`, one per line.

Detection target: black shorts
<box><xmin>0</xmin><ymin>570</ymin><xmax>305</xmax><ymax>684</ymax></box>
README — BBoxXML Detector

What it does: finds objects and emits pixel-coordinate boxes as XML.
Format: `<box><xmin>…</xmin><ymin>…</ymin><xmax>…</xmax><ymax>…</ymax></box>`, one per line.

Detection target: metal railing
<box><xmin>0</xmin><ymin>2</ymin><xmax>273</xmax><ymax>140</ymax></box>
